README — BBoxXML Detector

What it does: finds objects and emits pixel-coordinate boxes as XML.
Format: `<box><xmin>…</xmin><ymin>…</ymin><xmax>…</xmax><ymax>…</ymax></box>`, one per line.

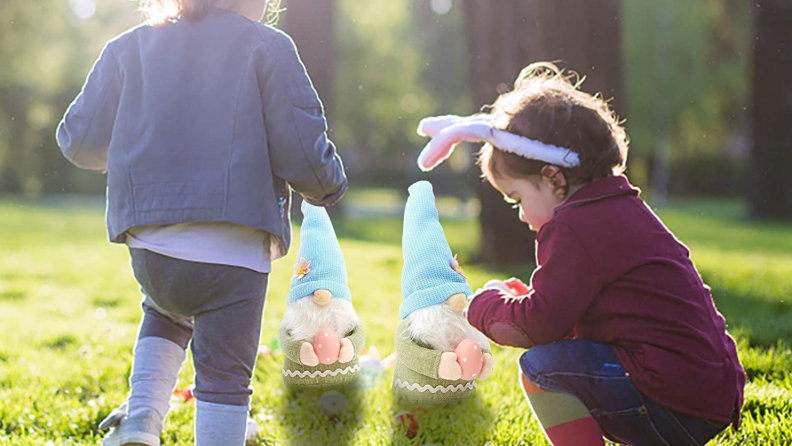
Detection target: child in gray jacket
<box><xmin>56</xmin><ymin>0</ymin><xmax>347</xmax><ymax>444</ymax></box>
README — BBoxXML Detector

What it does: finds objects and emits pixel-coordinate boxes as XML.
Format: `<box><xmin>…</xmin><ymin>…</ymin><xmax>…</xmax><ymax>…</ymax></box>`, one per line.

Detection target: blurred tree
<box><xmin>282</xmin><ymin>0</ymin><xmax>339</xmax><ymax>217</ymax></box>
<box><xmin>283</xmin><ymin>0</ymin><xmax>335</xmax><ymax>115</ymax></box>
<box><xmin>461</xmin><ymin>0</ymin><xmax>622</xmax><ymax>264</ymax></box>
<box><xmin>333</xmin><ymin>0</ymin><xmax>435</xmax><ymax>190</ymax></box>
<box><xmin>750</xmin><ymin>0</ymin><xmax>792</xmax><ymax>220</ymax></box>
<box><xmin>410</xmin><ymin>0</ymin><xmax>474</xmax><ymax>198</ymax></box>
<box><xmin>624</xmin><ymin>0</ymin><xmax>752</xmax><ymax>197</ymax></box>
<box><xmin>0</xmin><ymin>0</ymin><xmax>137</xmax><ymax>196</ymax></box>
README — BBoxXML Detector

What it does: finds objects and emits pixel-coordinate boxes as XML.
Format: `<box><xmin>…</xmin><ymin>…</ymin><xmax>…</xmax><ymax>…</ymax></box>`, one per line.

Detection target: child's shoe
<box><xmin>100</xmin><ymin>402</ymin><xmax>161</xmax><ymax>446</ymax></box>
<box><xmin>100</xmin><ymin>336</ymin><xmax>186</xmax><ymax>446</ymax></box>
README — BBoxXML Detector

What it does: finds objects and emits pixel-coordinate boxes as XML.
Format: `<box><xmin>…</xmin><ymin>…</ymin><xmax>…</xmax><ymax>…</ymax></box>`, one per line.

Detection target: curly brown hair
<box><xmin>478</xmin><ymin>62</ymin><xmax>629</xmax><ymax>195</ymax></box>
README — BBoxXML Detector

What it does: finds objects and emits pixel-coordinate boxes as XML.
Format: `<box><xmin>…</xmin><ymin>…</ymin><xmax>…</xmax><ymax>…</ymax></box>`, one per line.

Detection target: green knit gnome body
<box><xmin>393</xmin><ymin>321</ymin><xmax>490</xmax><ymax>405</ymax></box>
<box><xmin>393</xmin><ymin>181</ymin><xmax>487</xmax><ymax>405</ymax></box>
<box><xmin>279</xmin><ymin>323</ymin><xmax>365</xmax><ymax>388</ymax></box>
<box><xmin>280</xmin><ymin>202</ymin><xmax>364</xmax><ymax>388</ymax></box>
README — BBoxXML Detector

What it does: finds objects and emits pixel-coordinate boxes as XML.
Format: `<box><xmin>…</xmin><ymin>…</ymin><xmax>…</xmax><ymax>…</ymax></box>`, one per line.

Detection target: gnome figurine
<box><xmin>393</xmin><ymin>181</ymin><xmax>494</xmax><ymax>405</ymax></box>
<box><xmin>278</xmin><ymin>202</ymin><xmax>365</xmax><ymax>388</ymax></box>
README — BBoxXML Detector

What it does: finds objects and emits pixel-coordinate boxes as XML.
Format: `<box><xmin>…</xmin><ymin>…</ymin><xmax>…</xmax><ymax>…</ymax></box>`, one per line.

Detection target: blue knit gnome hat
<box><xmin>400</xmin><ymin>181</ymin><xmax>472</xmax><ymax>319</ymax></box>
<box><xmin>287</xmin><ymin>202</ymin><xmax>352</xmax><ymax>305</ymax></box>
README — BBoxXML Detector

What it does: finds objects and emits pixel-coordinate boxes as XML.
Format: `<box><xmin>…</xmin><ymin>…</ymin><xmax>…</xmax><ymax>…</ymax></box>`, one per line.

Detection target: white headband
<box><xmin>416</xmin><ymin>114</ymin><xmax>580</xmax><ymax>172</ymax></box>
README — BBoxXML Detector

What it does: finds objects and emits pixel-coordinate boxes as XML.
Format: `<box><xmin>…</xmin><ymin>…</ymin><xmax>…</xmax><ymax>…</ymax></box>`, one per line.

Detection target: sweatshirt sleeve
<box><xmin>256</xmin><ymin>31</ymin><xmax>347</xmax><ymax>207</ymax></box>
<box><xmin>467</xmin><ymin>221</ymin><xmax>602</xmax><ymax>347</ymax></box>
<box><xmin>395</xmin><ymin>321</ymin><xmax>443</xmax><ymax>379</ymax></box>
<box><xmin>56</xmin><ymin>42</ymin><xmax>122</xmax><ymax>173</ymax></box>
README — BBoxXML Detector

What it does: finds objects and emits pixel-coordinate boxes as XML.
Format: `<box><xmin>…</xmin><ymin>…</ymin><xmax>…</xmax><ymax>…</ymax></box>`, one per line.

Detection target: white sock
<box><xmin>195</xmin><ymin>400</ymin><xmax>249</xmax><ymax>446</ymax></box>
<box><xmin>127</xmin><ymin>337</ymin><xmax>186</xmax><ymax>430</ymax></box>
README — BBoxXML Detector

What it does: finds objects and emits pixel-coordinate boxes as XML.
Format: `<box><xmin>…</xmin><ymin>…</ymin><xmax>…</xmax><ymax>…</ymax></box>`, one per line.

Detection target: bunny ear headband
<box><xmin>416</xmin><ymin>114</ymin><xmax>581</xmax><ymax>172</ymax></box>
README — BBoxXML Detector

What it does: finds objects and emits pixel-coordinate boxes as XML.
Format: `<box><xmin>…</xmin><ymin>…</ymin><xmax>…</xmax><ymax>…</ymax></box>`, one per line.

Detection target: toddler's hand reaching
<box><xmin>503</xmin><ymin>277</ymin><xmax>530</xmax><ymax>295</ymax></box>
<box><xmin>474</xmin><ymin>277</ymin><xmax>530</xmax><ymax>298</ymax></box>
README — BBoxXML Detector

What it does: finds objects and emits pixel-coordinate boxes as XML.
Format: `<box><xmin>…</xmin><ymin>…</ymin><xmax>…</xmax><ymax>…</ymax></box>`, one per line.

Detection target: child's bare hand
<box><xmin>473</xmin><ymin>278</ymin><xmax>529</xmax><ymax>298</ymax></box>
<box><xmin>480</xmin><ymin>279</ymin><xmax>511</xmax><ymax>295</ymax></box>
<box><xmin>504</xmin><ymin>277</ymin><xmax>530</xmax><ymax>295</ymax></box>
<box><xmin>299</xmin><ymin>341</ymin><xmax>319</xmax><ymax>366</ymax></box>
<box><xmin>438</xmin><ymin>352</ymin><xmax>463</xmax><ymax>380</ymax></box>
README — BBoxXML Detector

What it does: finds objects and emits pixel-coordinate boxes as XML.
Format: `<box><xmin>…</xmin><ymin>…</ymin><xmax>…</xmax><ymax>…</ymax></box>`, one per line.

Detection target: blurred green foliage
<box><xmin>0</xmin><ymin>0</ymin><xmax>138</xmax><ymax>195</ymax></box>
<box><xmin>0</xmin><ymin>0</ymin><xmax>753</xmax><ymax>197</ymax></box>
<box><xmin>623</xmin><ymin>0</ymin><xmax>752</xmax><ymax>194</ymax></box>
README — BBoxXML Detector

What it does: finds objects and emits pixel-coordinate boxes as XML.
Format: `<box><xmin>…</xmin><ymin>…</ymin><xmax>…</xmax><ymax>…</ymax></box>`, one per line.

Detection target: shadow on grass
<box><xmin>389</xmin><ymin>390</ymin><xmax>495</xmax><ymax>445</ymax></box>
<box><xmin>278</xmin><ymin>383</ymin><xmax>365</xmax><ymax>446</ymax></box>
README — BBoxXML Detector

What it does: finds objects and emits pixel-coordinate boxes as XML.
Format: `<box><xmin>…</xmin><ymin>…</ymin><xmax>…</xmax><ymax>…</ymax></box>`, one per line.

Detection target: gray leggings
<box><xmin>130</xmin><ymin>248</ymin><xmax>268</xmax><ymax>407</ymax></box>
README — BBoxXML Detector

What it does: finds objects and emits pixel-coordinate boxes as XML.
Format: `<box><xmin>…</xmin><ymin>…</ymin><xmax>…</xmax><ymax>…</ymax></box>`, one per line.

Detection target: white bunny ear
<box><xmin>416</xmin><ymin>113</ymin><xmax>581</xmax><ymax>171</ymax></box>
<box><xmin>417</xmin><ymin>115</ymin><xmax>491</xmax><ymax>138</ymax></box>
<box><xmin>417</xmin><ymin>121</ymin><xmax>492</xmax><ymax>171</ymax></box>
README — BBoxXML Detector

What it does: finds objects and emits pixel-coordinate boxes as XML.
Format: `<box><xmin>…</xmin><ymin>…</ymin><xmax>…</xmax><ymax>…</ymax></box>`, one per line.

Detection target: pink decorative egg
<box><xmin>455</xmin><ymin>339</ymin><xmax>484</xmax><ymax>380</ymax></box>
<box><xmin>314</xmin><ymin>328</ymin><xmax>341</xmax><ymax>365</ymax></box>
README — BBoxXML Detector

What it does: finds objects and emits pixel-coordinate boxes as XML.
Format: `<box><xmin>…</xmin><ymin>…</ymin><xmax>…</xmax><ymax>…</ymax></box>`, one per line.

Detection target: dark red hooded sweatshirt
<box><xmin>467</xmin><ymin>175</ymin><xmax>745</xmax><ymax>426</ymax></box>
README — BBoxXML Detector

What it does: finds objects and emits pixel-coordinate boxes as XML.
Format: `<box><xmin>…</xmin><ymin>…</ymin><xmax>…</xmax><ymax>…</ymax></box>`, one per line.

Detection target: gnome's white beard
<box><xmin>280</xmin><ymin>297</ymin><xmax>360</xmax><ymax>343</ymax></box>
<box><xmin>405</xmin><ymin>304</ymin><xmax>491</xmax><ymax>353</ymax></box>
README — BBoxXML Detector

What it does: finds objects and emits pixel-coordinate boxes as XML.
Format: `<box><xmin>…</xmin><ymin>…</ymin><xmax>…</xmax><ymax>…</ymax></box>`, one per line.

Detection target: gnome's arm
<box><xmin>344</xmin><ymin>322</ymin><xmax>365</xmax><ymax>356</ymax></box>
<box><xmin>278</xmin><ymin>324</ymin><xmax>310</xmax><ymax>365</ymax></box>
<box><xmin>395</xmin><ymin>321</ymin><xmax>443</xmax><ymax>380</ymax></box>
<box><xmin>339</xmin><ymin>322</ymin><xmax>365</xmax><ymax>363</ymax></box>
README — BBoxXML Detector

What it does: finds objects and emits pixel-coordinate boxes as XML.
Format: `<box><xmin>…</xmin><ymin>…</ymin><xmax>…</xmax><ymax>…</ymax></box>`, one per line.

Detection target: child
<box><xmin>415</xmin><ymin>63</ymin><xmax>745</xmax><ymax>446</ymax></box>
<box><xmin>56</xmin><ymin>0</ymin><xmax>347</xmax><ymax>444</ymax></box>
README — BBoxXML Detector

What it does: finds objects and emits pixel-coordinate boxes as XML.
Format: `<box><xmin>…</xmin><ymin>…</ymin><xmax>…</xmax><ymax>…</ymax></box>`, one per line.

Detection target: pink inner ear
<box><xmin>418</xmin><ymin>141</ymin><xmax>454</xmax><ymax>170</ymax></box>
<box><xmin>418</xmin><ymin>122</ymin><xmax>490</xmax><ymax>171</ymax></box>
<box><xmin>418</xmin><ymin>128</ymin><xmax>471</xmax><ymax>170</ymax></box>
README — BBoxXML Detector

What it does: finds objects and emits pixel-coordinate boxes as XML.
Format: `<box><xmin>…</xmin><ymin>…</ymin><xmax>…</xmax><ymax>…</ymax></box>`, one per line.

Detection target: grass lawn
<box><xmin>0</xmin><ymin>197</ymin><xmax>790</xmax><ymax>445</ymax></box>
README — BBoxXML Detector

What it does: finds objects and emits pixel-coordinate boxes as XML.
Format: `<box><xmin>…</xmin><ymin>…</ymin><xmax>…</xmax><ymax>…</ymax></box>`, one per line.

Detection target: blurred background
<box><xmin>0</xmin><ymin>0</ymin><xmax>789</xmax><ymax>264</ymax></box>
<box><xmin>1</xmin><ymin>2</ymin><xmax>791</xmax><ymax>443</ymax></box>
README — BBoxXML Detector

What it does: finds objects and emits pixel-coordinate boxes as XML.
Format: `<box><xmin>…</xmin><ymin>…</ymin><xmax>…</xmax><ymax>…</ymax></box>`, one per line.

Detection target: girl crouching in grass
<box><xmin>417</xmin><ymin>62</ymin><xmax>745</xmax><ymax>446</ymax></box>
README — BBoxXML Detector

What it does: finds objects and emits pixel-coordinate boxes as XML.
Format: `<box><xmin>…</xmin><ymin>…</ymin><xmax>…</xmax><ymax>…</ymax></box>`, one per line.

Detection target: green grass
<box><xmin>0</xmin><ymin>198</ymin><xmax>790</xmax><ymax>445</ymax></box>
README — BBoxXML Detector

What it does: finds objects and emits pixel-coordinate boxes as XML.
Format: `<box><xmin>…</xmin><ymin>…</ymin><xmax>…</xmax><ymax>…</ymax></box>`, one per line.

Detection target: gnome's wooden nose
<box><xmin>447</xmin><ymin>293</ymin><xmax>467</xmax><ymax>313</ymax></box>
<box><xmin>313</xmin><ymin>289</ymin><xmax>332</xmax><ymax>306</ymax></box>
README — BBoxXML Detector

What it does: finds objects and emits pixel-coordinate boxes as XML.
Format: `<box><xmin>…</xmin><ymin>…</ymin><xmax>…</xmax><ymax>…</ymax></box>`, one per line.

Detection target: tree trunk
<box><xmin>750</xmin><ymin>0</ymin><xmax>792</xmax><ymax>220</ymax></box>
<box><xmin>283</xmin><ymin>0</ymin><xmax>340</xmax><ymax>219</ymax></box>
<box><xmin>0</xmin><ymin>88</ymin><xmax>25</xmax><ymax>194</ymax></box>
<box><xmin>462</xmin><ymin>0</ymin><xmax>622</xmax><ymax>264</ymax></box>
<box><xmin>284</xmin><ymin>0</ymin><xmax>336</xmax><ymax>114</ymax></box>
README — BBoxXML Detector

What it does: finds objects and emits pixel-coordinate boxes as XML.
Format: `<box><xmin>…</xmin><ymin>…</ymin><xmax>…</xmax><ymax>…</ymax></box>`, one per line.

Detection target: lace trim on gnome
<box><xmin>394</xmin><ymin>378</ymin><xmax>477</xmax><ymax>394</ymax></box>
<box><xmin>294</xmin><ymin>257</ymin><xmax>311</xmax><ymax>280</ymax></box>
<box><xmin>283</xmin><ymin>364</ymin><xmax>361</xmax><ymax>378</ymax></box>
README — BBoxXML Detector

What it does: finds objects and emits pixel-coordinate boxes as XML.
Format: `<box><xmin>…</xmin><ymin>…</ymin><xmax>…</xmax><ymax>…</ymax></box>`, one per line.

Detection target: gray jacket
<box><xmin>56</xmin><ymin>8</ymin><xmax>347</xmax><ymax>260</ymax></box>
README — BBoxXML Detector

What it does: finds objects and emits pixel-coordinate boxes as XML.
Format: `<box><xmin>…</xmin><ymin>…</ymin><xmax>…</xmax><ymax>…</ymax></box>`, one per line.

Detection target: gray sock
<box><xmin>195</xmin><ymin>400</ymin><xmax>249</xmax><ymax>446</ymax></box>
<box><xmin>127</xmin><ymin>336</ymin><xmax>186</xmax><ymax>433</ymax></box>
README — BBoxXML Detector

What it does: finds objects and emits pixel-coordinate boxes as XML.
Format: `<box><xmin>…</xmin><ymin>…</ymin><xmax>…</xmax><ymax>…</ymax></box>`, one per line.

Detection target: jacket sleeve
<box><xmin>395</xmin><ymin>321</ymin><xmax>443</xmax><ymax>379</ymax></box>
<box><xmin>256</xmin><ymin>31</ymin><xmax>347</xmax><ymax>207</ymax></box>
<box><xmin>467</xmin><ymin>221</ymin><xmax>602</xmax><ymax>347</ymax></box>
<box><xmin>56</xmin><ymin>42</ymin><xmax>122</xmax><ymax>173</ymax></box>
